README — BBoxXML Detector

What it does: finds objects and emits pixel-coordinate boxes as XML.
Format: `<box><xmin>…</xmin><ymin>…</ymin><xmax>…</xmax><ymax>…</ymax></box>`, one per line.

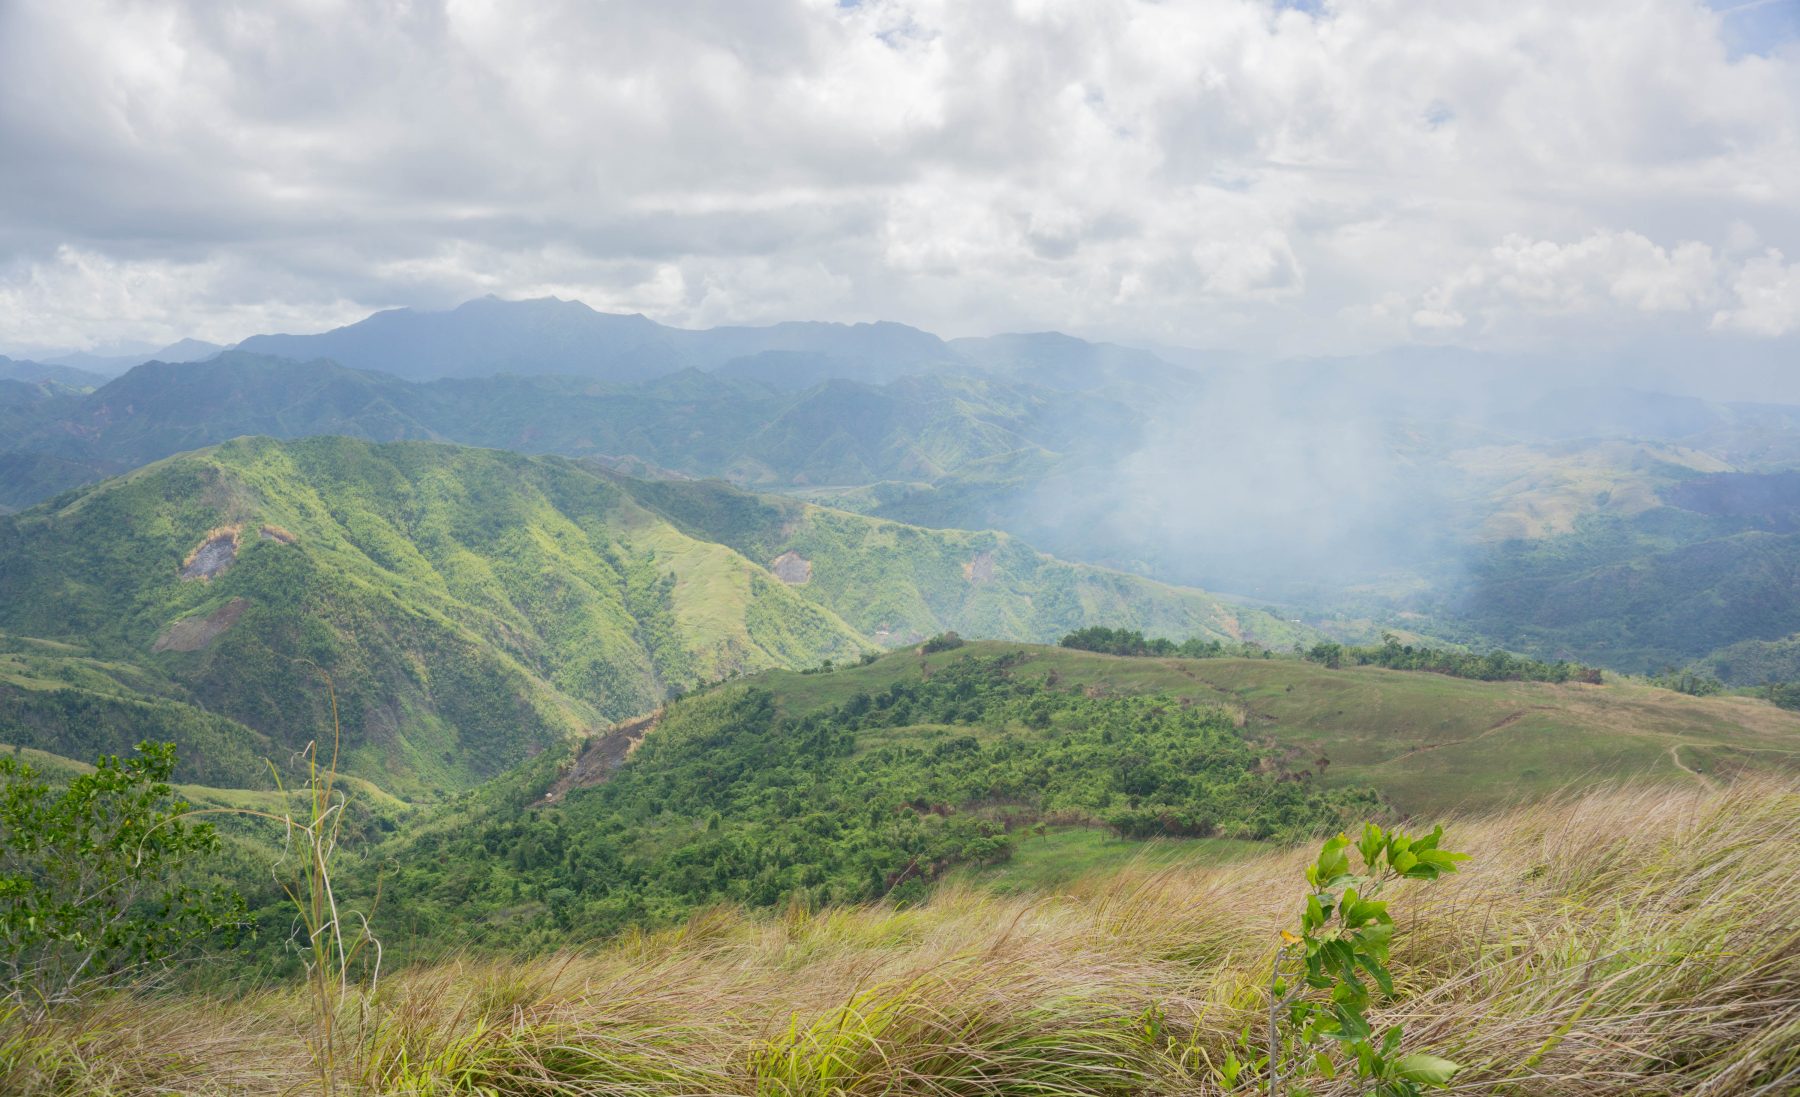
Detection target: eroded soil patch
<box><xmin>543</xmin><ymin>709</ymin><xmax>661</xmax><ymax>802</ymax></box>
<box><xmin>770</xmin><ymin>551</ymin><xmax>812</xmax><ymax>584</ymax></box>
<box><xmin>180</xmin><ymin>527</ymin><xmax>240</xmax><ymax>580</ymax></box>
<box><xmin>964</xmin><ymin>551</ymin><xmax>996</xmax><ymax>583</ymax></box>
<box><xmin>153</xmin><ymin>598</ymin><xmax>250</xmax><ymax>652</ymax></box>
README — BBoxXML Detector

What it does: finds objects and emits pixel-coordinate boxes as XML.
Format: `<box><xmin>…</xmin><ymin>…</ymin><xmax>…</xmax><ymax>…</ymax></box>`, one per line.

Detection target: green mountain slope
<box><xmin>618</xmin><ymin>476</ymin><xmax>1303</xmax><ymax>649</ymax></box>
<box><xmin>0</xmin><ymin>436</ymin><xmax>1290</xmax><ymax>795</ymax></box>
<box><xmin>359</xmin><ymin>638</ymin><xmax>1800</xmax><ymax>953</ymax></box>
<box><xmin>1456</xmin><ymin>471</ymin><xmax>1800</xmax><ymax>670</ymax></box>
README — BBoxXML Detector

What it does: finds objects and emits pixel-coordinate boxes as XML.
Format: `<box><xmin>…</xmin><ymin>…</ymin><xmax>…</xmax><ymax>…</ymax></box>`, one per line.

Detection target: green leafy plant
<box><xmin>1235</xmin><ymin>822</ymin><xmax>1468</xmax><ymax>1096</ymax></box>
<box><xmin>0</xmin><ymin>741</ymin><xmax>241</xmax><ymax>1017</ymax></box>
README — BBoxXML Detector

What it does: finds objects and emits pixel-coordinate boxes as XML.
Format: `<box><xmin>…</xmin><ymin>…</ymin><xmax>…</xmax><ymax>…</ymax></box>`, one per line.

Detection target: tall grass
<box><xmin>5</xmin><ymin>778</ymin><xmax>1797</xmax><ymax>1095</ymax></box>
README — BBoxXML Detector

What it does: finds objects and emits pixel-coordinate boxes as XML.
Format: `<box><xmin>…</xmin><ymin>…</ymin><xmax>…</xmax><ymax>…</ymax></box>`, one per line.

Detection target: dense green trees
<box><xmin>1648</xmin><ymin>669</ymin><xmax>1724</xmax><ymax>696</ymax></box>
<box><xmin>1306</xmin><ymin>635</ymin><xmax>1603</xmax><ymax>684</ymax></box>
<box><xmin>370</xmin><ymin>654</ymin><xmax>1379</xmax><ymax>955</ymax></box>
<box><xmin>1057</xmin><ymin>627</ymin><xmax>1589</xmax><ymax>685</ymax></box>
<box><xmin>1059</xmin><ymin>626</ymin><xmax>1243</xmax><ymax>659</ymax></box>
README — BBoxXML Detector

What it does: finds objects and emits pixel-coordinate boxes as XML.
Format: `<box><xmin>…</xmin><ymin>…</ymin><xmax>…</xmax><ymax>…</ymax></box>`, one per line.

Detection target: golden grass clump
<box><xmin>4</xmin><ymin>779</ymin><xmax>1797</xmax><ymax>1095</ymax></box>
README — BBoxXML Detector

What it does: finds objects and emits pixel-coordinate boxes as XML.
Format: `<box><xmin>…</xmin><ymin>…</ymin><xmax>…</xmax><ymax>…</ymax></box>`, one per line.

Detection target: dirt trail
<box><xmin>542</xmin><ymin>709</ymin><xmax>661</xmax><ymax>802</ymax></box>
<box><xmin>1367</xmin><ymin>708</ymin><xmax>1534</xmax><ymax>769</ymax></box>
<box><xmin>1668</xmin><ymin>743</ymin><xmax>1720</xmax><ymax>792</ymax></box>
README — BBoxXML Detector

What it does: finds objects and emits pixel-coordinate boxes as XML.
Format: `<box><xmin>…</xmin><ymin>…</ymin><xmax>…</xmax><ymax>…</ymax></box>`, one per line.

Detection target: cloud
<box><xmin>1713</xmin><ymin>248</ymin><xmax>1800</xmax><ymax>335</ymax></box>
<box><xmin>1403</xmin><ymin>231</ymin><xmax>1722</xmax><ymax>334</ymax></box>
<box><xmin>0</xmin><ymin>0</ymin><xmax>1796</xmax><ymax>354</ymax></box>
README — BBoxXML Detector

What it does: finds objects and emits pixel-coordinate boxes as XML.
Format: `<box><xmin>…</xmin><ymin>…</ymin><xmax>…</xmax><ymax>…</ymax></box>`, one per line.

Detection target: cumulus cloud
<box><xmin>0</xmin><ymin>0</ymin><xmax>1796</xmax><ymax>354</ymax></box>
<box><xmin>1713</xmin><ymin>248</ymin><xmax>1800</xmax><ymax>335</ymax></box>
<box><xmin>1402</xmin><ymin>231</ymin><xmax>1722</xmax><ymax>332</ymax></box>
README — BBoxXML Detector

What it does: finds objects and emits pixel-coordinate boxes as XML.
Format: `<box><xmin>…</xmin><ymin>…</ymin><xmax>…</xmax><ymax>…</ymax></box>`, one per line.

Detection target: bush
<box><xmin>1649</xmin><ymin>670</ymin><xmax>1723</xmax><ymax>696</ymax></box>
<box><xmin>1305</xmin><ymin>634</ymin><xmax>1603</xmax><ymax>684</ymax></box>
<box><xmin>920</xmin><ymin>631</ymin><xmax>965</xmax><ymax>654</ymax></box>
<box><xmin>0</xmin><ymin>741</ymin><xmax>241</xmax><ymax>1015</ymax></box>
<box><xmin>1059</xmin><ymin>626</ymin><xmax>1231</xmax><ymax>659</ymax></box>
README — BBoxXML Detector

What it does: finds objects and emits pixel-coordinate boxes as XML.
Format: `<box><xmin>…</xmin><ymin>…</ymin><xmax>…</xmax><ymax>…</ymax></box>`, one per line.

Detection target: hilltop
<box><xmin>741</xmin><ymin>641</ymin><xmax>1800</xmax><ymax>814</ymax></box>
<box><xmin>0</xmin><ymin>437</ymin><xmax>1295</xmax><ymax>795</ymax></box>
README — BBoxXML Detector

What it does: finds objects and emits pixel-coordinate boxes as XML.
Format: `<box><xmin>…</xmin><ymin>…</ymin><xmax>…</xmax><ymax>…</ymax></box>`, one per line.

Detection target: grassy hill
<box><xmin>14</xmin><ymin>779</ymin><xmax>1796</xmax><ymax>1095</ymax></box>
<box><xmin>722</xmin><ymin>641</ymin><xmax>1800</xmax><ymax>815</ymax></box>
<box><xmin>0</xmin><ymin>437</ymin><xmax>1292</xmax><ymax>795</ymax></box>
<box><xmin>335</xmin><ymin>639</ymin><xmax>1800</xmax><ymax>963</ymax></box>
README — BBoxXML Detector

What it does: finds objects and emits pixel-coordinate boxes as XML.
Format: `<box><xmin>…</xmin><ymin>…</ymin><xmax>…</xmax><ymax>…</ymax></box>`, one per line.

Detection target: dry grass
<box><xmin>5</xmin><ymin>779</ymin><xmax>1797</xmax><ymax>1095</ymax></box>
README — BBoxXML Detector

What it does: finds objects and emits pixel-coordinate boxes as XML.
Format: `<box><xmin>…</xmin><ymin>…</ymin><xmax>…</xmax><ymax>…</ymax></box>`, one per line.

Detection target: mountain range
<box><xmin>0</xmin><ymin>434</ymin><xmax>1300</xmax><ymax>795</ymax></box>
<box><xmin>5</xmin><ymin>295</ymin><xmax>1800</xmax><ymax>682</ymax></box>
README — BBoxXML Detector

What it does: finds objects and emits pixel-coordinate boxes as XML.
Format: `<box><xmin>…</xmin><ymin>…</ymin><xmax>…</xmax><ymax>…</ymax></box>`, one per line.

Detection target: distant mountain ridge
<box><xmin>0</xmin><ymin>350</ymin><xmax>1137</xmax><ymax>510</ymax></box>
<box><xmin>0</xmin><ymin>355</ymin><xmax>111</xmax><ymax>389</ymax></box>
<box><xmin>33</xmin><ymin>338</ymin><xmax>229</xmax><ymax>377</ymax></box>
<box><xmin>235</xmin><ymin>295</ymin><xmax>963</xmax><ymax>384</ymax></box>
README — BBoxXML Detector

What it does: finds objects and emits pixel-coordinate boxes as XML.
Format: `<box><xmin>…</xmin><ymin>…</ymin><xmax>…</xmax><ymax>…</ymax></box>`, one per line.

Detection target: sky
<box><xmin>1</xmin><ymin>0</ymin><xmax>1798</xmax><ymax>360</ymax></box>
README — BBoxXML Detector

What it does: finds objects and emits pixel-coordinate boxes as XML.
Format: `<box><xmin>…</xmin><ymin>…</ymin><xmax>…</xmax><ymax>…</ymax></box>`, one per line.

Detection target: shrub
<box><xmin>1220</xmin><ymin>822</ymin><xmax>1468</xmax><ymax>1096</ymax></box>
<box><xmin>0</xmin><ymin>741</ymin><xmax>241</xmax><ymax>1016</ymax></box>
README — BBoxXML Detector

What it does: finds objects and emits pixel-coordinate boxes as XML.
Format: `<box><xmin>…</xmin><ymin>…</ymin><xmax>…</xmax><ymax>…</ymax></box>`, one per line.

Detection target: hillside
<box><xmin>16</xmin><ymin>780</ymin><xmax>1797</xmax><ymax>1095</ymax></box>
<box><xmin>1455</xmin><ymin>470</ymin><xmax>1800</xmax><ymax>671</ymax></box>
<box><xmin>696</xmin><ymin>641</ymin><xmax>1800</xmax><ymax>815</ymax></box>
<box><xmin>333</xmin><ymin>639</ymin><xmax>1800</xmax><ymax>961</ymax></box>
<box><xmin>0</xmin><ymin>437</ymin><xmax>1292</xmax><ymax>795</ymax></box>
<box><xmin>8</xmin><ymin>316</ymin><xmax>1800</xmax><ymax>677</ymax></box>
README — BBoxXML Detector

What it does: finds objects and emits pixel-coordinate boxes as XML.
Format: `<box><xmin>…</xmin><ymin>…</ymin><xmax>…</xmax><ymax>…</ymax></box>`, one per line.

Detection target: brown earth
<box><xmin>963</xmin><ymin>551</ymin><xmax>996</xmax><ymax>583</ymax></box>
<box><xmin>180</xmin><ymin>527</ymin><xmax>240</xmax><ymax>580</ymax></box>
<box><xmin>542</xmin><ymin>709</ymin><xmax>662</xmax><ymax>802</ymax></box>
<box><xmin>152</xmin><ymin>598</ymin><xmax>250</xmax><ymax>652</ymax></box>
<box><xmin>769</xmin><ymin>551</ymin><xmax>813</xmax><ymax>584</ymax></box>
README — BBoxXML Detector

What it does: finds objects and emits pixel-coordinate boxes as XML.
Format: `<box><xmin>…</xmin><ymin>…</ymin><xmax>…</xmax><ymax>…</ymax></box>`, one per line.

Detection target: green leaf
<box><xmin>1357</xmin><ymin>921</ymin><xmax>1395</xmax><ymax>953</ymax></box>
<box><xmin>1315</xmin><ymin>834</ymin><xmax>1351</xmax><ymax>881</ymax></box>
<box><xmin>1332</xmin><ymin>1003</ymin><xmax>1372</xmax><ymax>1040</ymax></box>
<box><xmin>1356</xmin><ymin>951</ymin><xmax>1396</xmax><ymax>996</ymax></box>
<box><xmin>1305</xmin><ymin>892</ymin><xmax>1327</xmax><ymax>932</ymax></box>
<box><xmin>1392</xmin><ymin>1053</ymin><xmax>1460</xmax><ymax>1085</ymax></box>
<box><xmin>1357</xmin><ymin>823</ymin><xmax>1385</xmax><ymax>869</ymax></box>
<box><xmin>1415</xmin><ymin>849</ymin><xmax>1470</xmax><ymax>872</ymax></box>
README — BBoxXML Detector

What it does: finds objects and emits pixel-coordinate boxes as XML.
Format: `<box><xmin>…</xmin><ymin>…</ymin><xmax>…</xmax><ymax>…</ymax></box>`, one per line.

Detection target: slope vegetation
<box><xmin>0</xmin><ymin>438</ymin><xmax>1289</xmax><ymax>794</ymax></box>
<box><xmin>346</xmin><ymin>640</ymin><xmax>1800</xmax><ymax>959</ymax></box>
<box><xmin>13</xmin><ymin>780</ymin><xmax>1797</xmax><ymax>1095</ymax></box>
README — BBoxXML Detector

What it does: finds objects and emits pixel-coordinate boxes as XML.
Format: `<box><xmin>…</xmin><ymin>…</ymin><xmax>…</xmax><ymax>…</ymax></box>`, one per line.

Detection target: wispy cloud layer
<box><xmin>1</xmin><ymin>0</ymin><xmax>1796</xmax><ymax>354</ymax></box>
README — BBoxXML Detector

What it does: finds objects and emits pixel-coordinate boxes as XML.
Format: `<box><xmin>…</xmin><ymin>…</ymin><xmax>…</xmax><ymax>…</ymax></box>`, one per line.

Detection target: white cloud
<box><xmin>1713</xmin><ymin>248</ymin><xmax>1800</xmax><ymax>335</ymax></box>
<box><xmin>1406</xmin><ymin>231</ymin><xmax>1724</xmax><ymax>335</ymax></box>
<box><xmin>0</xmin><ymin>0</ymin><xmax>1796</xmax><ymax>354</ymax></box>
